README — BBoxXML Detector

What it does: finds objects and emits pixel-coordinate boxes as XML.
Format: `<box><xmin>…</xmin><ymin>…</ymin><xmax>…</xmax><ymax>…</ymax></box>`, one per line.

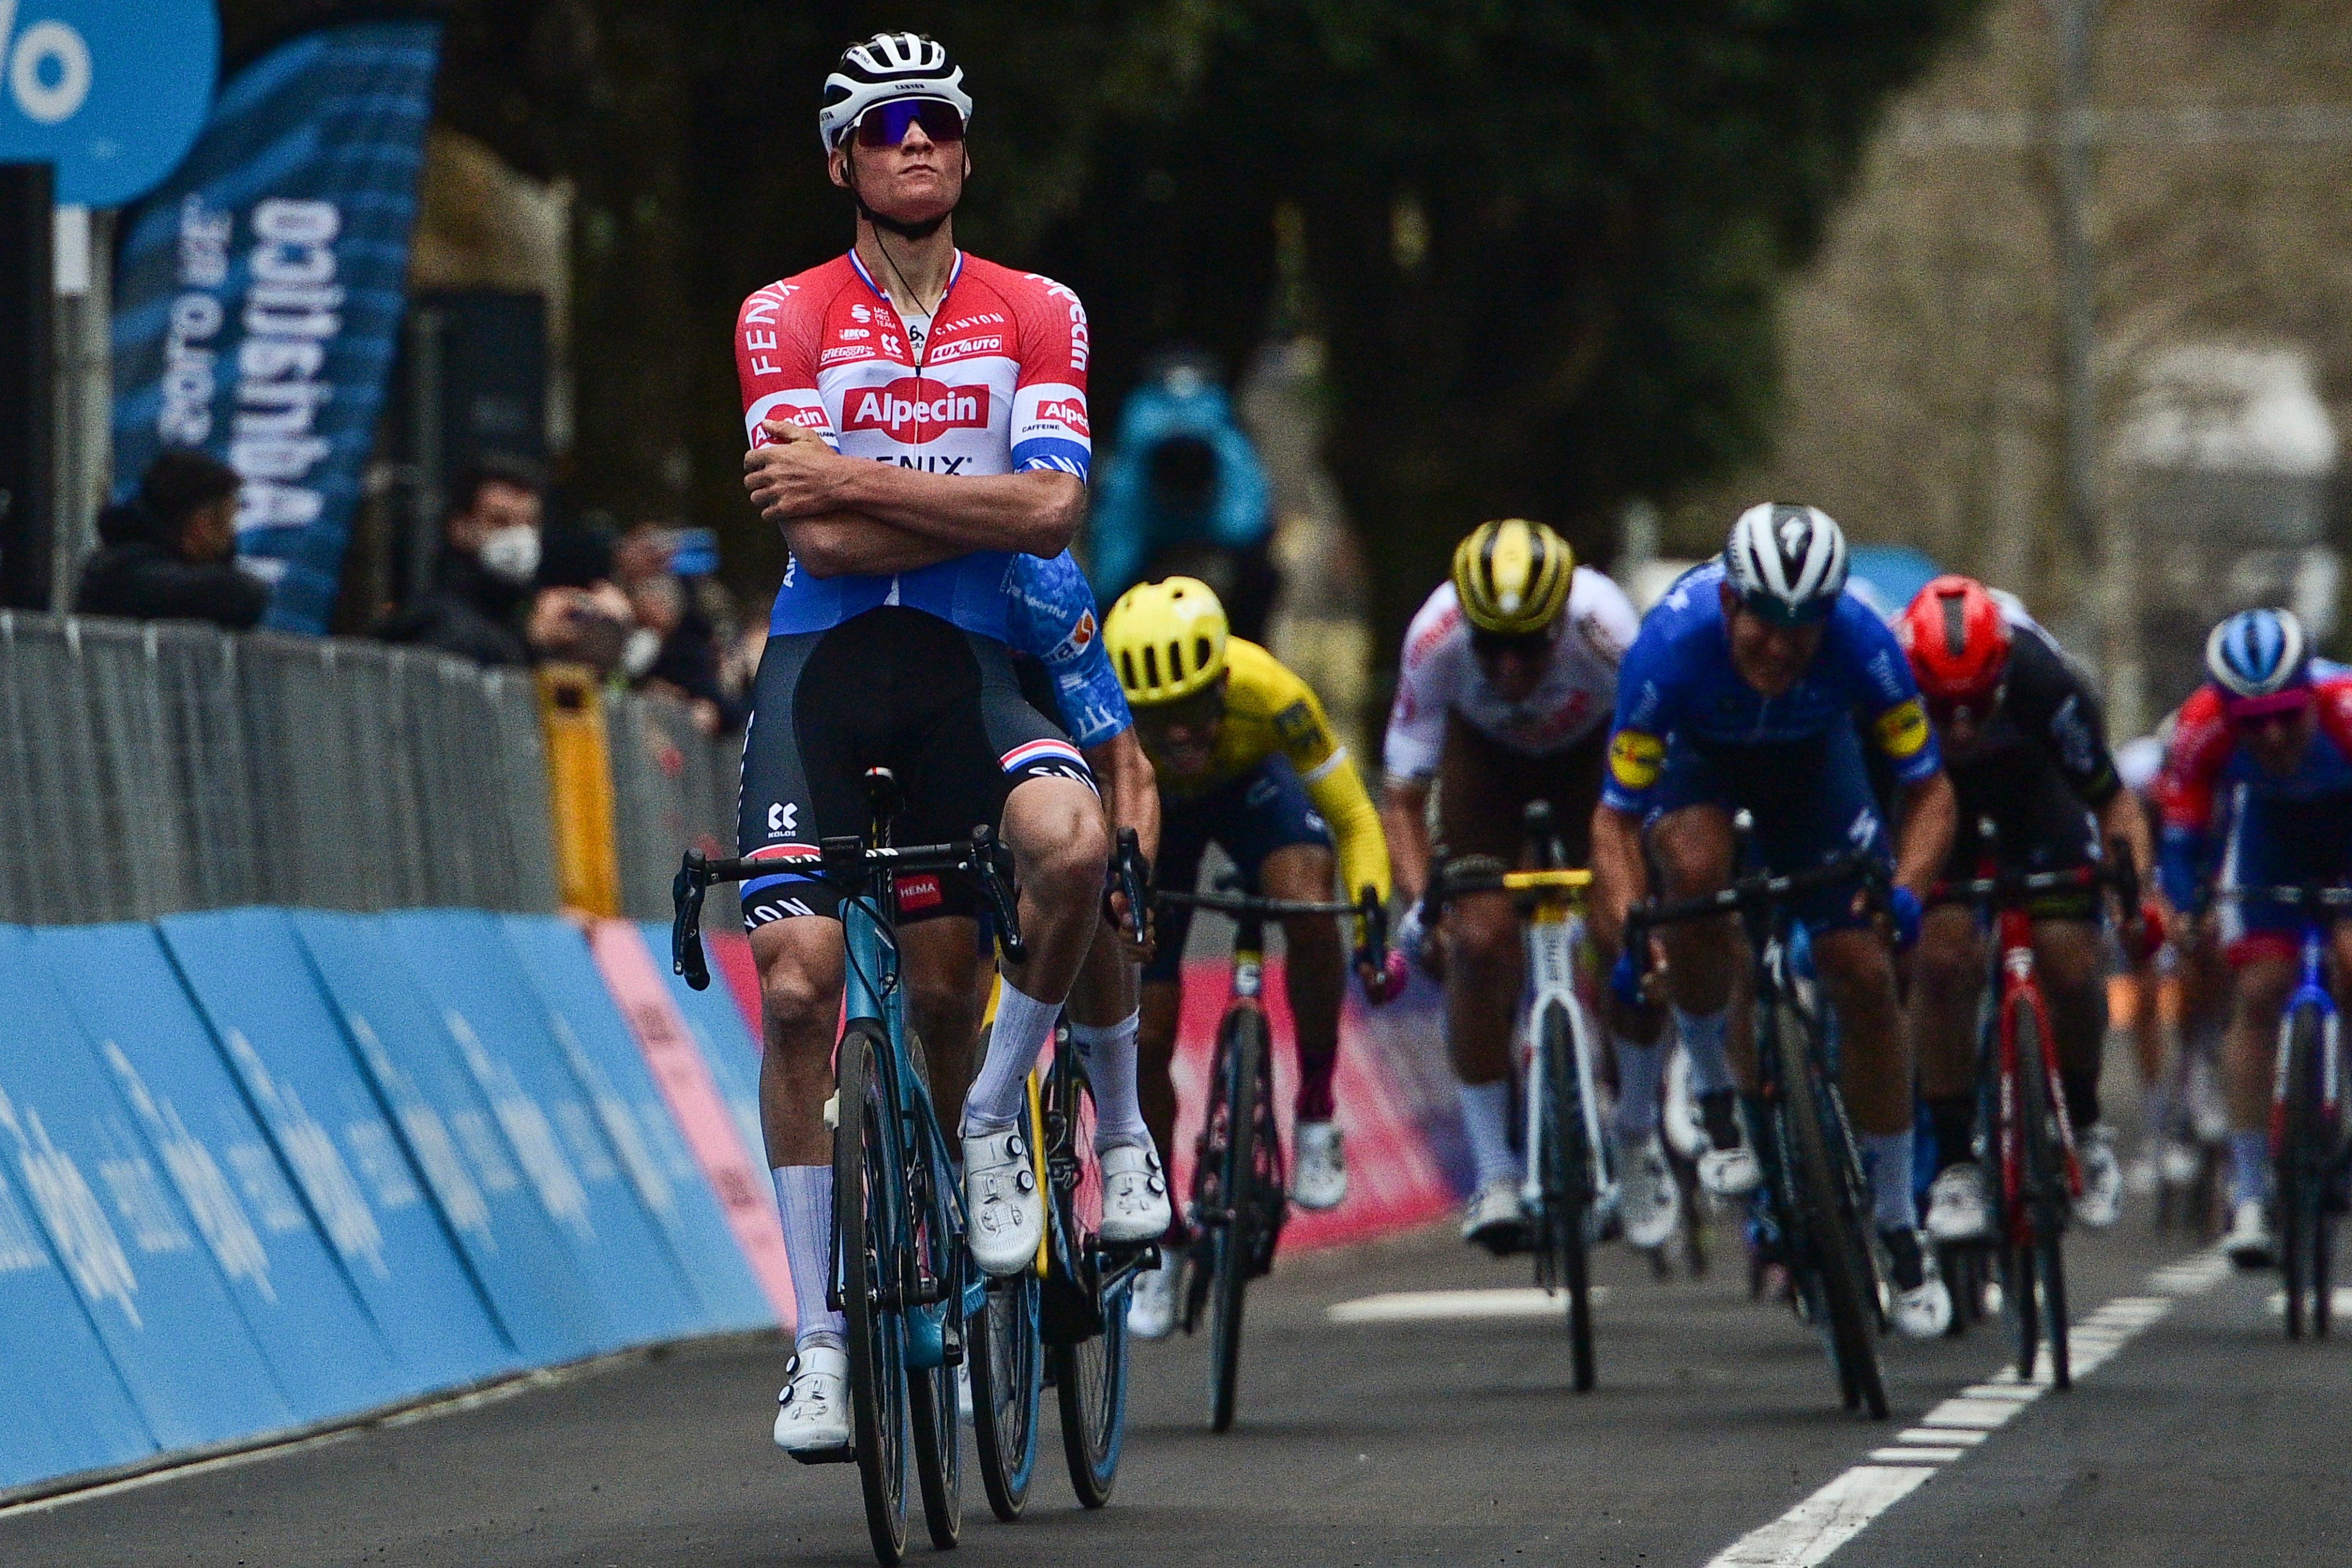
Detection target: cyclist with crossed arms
<box><xmin>736</xmin><ymin>33</ymin><xmax>1146</xmax><ymax>1455</ymax></box>
<box><xmin>1588</xmin><ymin>505</ymin><xmax>1959</xmax><ymax>1338</ymax></box>
<box><xmin>1893</xmin><ymin>575</ymin><xmax>2160</xmax><ymax>1242</ymax></box>
<box><xmin>1380</xmin><ymin>520</ymin><xmax>1677</xmax><ymax>1253</ymax></box>
<box><xmin>2157</xmin><ymin>607</ymin><xmax>2352</xmax><ymax>1267</ymax></box>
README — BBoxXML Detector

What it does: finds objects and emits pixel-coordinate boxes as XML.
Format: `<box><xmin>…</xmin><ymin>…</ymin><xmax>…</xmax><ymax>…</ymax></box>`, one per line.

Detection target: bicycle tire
<box><xmin>1208</xmin><ymin>1006</ymin><xmax>1268</xmax><ymax>1433</ymax></box>
<box><xmin>1775</xmin><ymin>1002</ymin><xmax>1887</xmax><ymax>1420</ymax></box>
<box><xmin>2011</xmin><ymin>993</ymin><xmax>2069</xmax><ymax>1387</ymax></box>
<box><xmin>834</xmin><ymin>1023</ymin><xmax>910</xmax><ymax>1565</ymax></box>
<box><xmin>1538</xmin><ymin>1001</ymin><xmax>1596</xmax><ymax>1392</ymax></box>
<box><xmin>1047</xmin><ymin>1050</ymin><xmax>1130</xmax><ymax>1506</ymax></box>
<box><xmin>2281</xmin><ymin>1005</ymin><xmax>2323</xmax><ymax>1342</ymax></box>
<box><xmin>969</xmin><ymin>1268</ymin><xmax>1040</xmax><ymax>1520</ymax></box>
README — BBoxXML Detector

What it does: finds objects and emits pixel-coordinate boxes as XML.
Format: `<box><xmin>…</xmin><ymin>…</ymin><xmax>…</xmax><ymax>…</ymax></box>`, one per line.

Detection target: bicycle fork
<box><xmin>2268</xmin><ymin>924</ymin><xmax>2342</xmax><ymax>1158</ymax></box>
<box><xmin>1519</xmin><ymin>913</ymin><xmax>1612</xmax><ymax>1218</ymax></box>
<box><xmin>1994</xmin><ymin>908</ymin><xmax>2080</xmax><ymax>1240</ymax></box>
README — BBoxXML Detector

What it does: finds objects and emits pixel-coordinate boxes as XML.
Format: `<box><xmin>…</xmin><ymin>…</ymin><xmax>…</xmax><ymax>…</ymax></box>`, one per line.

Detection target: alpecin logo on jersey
<box><xmin>843</xmin><ymin>377</ymin><xmax>991</xmax><ymax>436</ymax></box>
<box><xmin>1034</xmin><ymin>397</ymin><xmax>1089</xmax><ymax>436</ymax></box>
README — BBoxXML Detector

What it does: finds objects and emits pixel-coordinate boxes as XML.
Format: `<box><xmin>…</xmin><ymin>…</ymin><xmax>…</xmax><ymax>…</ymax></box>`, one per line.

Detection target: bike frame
<box><xmin>1989</xmin><ymin>897</ymin><xmax>2083</xmax><ymax>1245</ymax></box>
<box><xmin>2267</xmin><ymin>900</ymin><xmax>2343</xmax><ymax>1161</ymax></box>
<box><xmin>1517</xmin><ymin>899</ymin><xmax>1614</xmax><ymax>1228</ymax></box>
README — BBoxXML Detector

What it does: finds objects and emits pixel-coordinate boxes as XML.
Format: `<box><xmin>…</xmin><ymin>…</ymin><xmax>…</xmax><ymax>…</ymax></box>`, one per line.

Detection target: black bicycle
<box><xmin>969</xmin><ymin>830</ymin><xmax>1159</xmax><ymax>1516</ymax></box>
<box><xmin>1627</xmin><ymin>834</ymin><xmax>1891</xmax><ymax>1419</ymax></box>
<box><xmin>1155</xmin><ymin>880</ymin><xmax>1387</xmax><ymax>1432</ymax></box>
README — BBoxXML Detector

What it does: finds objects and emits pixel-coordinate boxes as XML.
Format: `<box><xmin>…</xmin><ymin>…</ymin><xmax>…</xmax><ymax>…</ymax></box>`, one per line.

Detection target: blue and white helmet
<box><xmin>1723</xmin><ymin>503</ymin><xmax>1850</xmax><ymax>625</ymax></box>
<box><xmin>818</xmin><ymin>32</ymin><xmax>973</xmax><ymax>153</ymax></box>
<box><xmin>2204</xmin><ymin>607</ymin><xmax>2309</xmax><ymax>702</ymax></box>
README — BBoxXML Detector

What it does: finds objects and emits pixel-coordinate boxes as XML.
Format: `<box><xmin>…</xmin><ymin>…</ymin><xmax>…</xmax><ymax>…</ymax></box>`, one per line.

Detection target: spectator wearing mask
<box><xmin>1082</xmin><ymin>352</ymin><xmax>1279</xmax><ymax>640</ymax></box>
<box><xmin>613</xmin><ymin>524</ymin><xmax>744</xmax><ymax>735</ymax></box>
<box><xmin>76</xmin><ymin>449</ymin><xmax>270</xmax><ymax>629</ymax></box>
<box><xmin>377</xmin><ymin>455</ymin><xmax>630</xmax><ymax>670</ymax></box>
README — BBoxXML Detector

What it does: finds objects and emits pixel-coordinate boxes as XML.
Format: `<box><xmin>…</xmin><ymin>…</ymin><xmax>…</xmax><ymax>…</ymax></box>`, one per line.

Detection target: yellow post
<box><xmin>535</xmin><ymin>663</ymin><xmax>621</xmax><ymax>916</ymax></box>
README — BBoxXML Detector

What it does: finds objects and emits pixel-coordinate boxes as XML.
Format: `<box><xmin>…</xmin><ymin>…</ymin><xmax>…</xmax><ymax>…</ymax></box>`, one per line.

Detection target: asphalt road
<box><xmin>6</xmin><ymin>1176</ymin><xmax>2346</xmax><ymax>1568</ymax></box>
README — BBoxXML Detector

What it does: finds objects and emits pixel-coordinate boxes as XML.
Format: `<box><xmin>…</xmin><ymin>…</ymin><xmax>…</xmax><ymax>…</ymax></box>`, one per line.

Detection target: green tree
<box><xmin>216</xmin><ymin>1</ymin><xmax>1984</xmax><ymax>644</ymax></box>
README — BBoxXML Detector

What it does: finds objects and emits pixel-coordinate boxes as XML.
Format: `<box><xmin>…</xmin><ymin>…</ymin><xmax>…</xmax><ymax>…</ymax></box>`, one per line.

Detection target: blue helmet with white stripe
<box><xmin>1722</xmin><ymin>503</ymin><xmax>1850</xmax><ymax>625</ymax></box>
<box><xmin>2204</xmin><ymin>607</ymin><xmax>2310</xmax><ymax>706</ymax></box>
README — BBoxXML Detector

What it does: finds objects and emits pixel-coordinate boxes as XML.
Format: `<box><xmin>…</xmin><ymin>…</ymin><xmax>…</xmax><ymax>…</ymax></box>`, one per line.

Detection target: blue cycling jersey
<box><xmin>1601</xmin><ymin>561</ymin><xmax>1941</xmax><ymax>814</ymax></box>
<box><xmin>1005</xmin><ymin>551</ymin><xmax>1132</xmax><ymax>750</ymax></box>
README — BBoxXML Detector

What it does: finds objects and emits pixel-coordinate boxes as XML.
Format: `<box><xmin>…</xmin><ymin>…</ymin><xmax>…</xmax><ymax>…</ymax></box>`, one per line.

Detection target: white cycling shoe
<box><xmin>1098</xmin><ymin>1141</ymin><xmax>1173</xmax><ymax>1244</ymax></box>
<box><xmin>1696</xmin><ymin>1091</ymin><xmax>1761</xmax><ymax>1197</ymax></box>
<box><xmin>1127</xmin><ymin>1254</ymin><xmax>1179</xmax><ymax>1340</ymax></box>
<box><xmin>1619</xmin><ymin>1135</ymin><xmax>1681</xmax><ymax>1250</ymax></box>
<box><xmin>1924</xmin><ymin>1162</ymin><xmax>1992</xmax><ymax>1244</ymax></box>
<box><xmin>2226</xmin><ymin>1199</ymin><xmax>2277</xmax><ymax>1269</ymax></box>
<box><xmin>1881</xmin><ymin>1227</ymin><xmax>1953</xmax><ymax>1339</ymax></box>
<box><xmin>1462</xmin><ymin>1178</ymin><xmax>1531</xmax><ymax>1255</ymax></box>
<box><xmin>774</xmin><ymin>1342</ymin><xmax>852</xmax><ymax>1456</ymax></box>
<box><xmin>2074</xmin><ymin>1125</ymin><xmax>2123</xmax><ymax>1229</ymax></box>
<box><xmin>1292</xmin><ymin>1121</ymin><xmax>1349</xmax><ymax>1211</ymax></box>
<box><xmin>964</xmin><ymin>1127</ymin><xmax>1045</xmax><ymax>1276</ymax></box>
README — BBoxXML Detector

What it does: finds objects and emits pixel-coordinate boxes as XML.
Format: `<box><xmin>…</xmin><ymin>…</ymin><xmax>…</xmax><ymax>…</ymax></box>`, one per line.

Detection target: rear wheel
<box><xmin>1536</xmin><ymin>1001</ymin><xmax>1596</xmax><ymax>1392</ymax></box>
<box><xmin>1777</xmin><ymin>1004</ymin><xmax>1887</xmax><ymax>1420</ymax></box>
<box><xmin>2280</xmin><ymin>1005</ymin><xmax>2325</xmax><ymax>1342</ymax></box>
<box><xmin>1045</xmin><ymin>1046</ymin><xmax>1129</xmax><ymax>1507</ymax></box>
<box><xmin>1206</xmin><ymin>1007</ymin><xmax>1270</xmax><ymax>1433</ymax></box>
<box><xmin>834</xmin><ymin>1025</ymin><xmax>910</xmax><ymax>1564</ymax></box>
<box><xmin>2011</xmin><ymin>994</ymin><xmax>2070</xmax><ymax>1387</ymax></box>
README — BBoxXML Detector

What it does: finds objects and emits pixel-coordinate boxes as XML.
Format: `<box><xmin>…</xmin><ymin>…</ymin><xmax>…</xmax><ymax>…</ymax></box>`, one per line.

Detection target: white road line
<box><xmin>1326</xmin><ymin>1286</ymin><xmax>1608</xmax><ymax>1324</ymax></box>
<box><xmin>2265</xmin><ymin>1287</ymin><xmax>2352</xmax><ymax>1317</ymax></box>
<box><xmin>1700</xmin><ymin>1247</ymin><xmax>2226</xmax><ymax>1568</ymax></box>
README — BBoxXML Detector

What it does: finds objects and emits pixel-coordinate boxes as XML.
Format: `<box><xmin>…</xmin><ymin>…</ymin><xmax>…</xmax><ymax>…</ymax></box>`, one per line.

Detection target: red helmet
<box><xmin>1897</xmin><ymin>575</ymin><xmax>2012</xmax><ymax>707</ymax></box>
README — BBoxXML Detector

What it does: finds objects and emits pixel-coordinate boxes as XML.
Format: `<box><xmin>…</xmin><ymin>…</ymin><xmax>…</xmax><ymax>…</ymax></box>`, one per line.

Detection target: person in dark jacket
<box><xmin>75</xmin><ymin>449</ymin><xmax>270</xmax><ymax>629</ymax></box>
<box><xmin>376</xmin><ymin>456</ymin><xmax>631</xmax><ymax>669</ymax></box>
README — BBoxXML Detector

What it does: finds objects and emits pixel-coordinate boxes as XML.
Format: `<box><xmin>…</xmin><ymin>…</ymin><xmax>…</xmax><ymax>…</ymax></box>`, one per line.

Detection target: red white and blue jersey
<box><xmin>2158</xmin><ymin>677</ymin><xmax>2352</xmax><ymax>834</ymax></box>
<box><xmin>735</xmin><ymin>250</ymin><xmax>1091</xmax><ymax>641</ymax></box>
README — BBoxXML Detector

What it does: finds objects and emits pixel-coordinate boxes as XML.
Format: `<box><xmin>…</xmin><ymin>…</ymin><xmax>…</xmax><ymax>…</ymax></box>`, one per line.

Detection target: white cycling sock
<box><xmin>1674</xmin><ymin>1005</ymin><xmax>1736</xmax><ymax>1098</ymax></box>
<box><xmin>1459</xmin><ymin>1079</ymin><xmax>1521</xmax><ymax>1188</ymax></box>
<box><xmin>1613</xmin><ymin>1033</ymin><xmax>1665</xmax><ymax>1144</ymax></box>
<box><xmin>964</xmin><ymin>978</ymin><xmax>1060</xmax><ymax>1134</ymax></box>
<box><xmin>1071</xmin><ymin>1012</ymin><xmax>1150</xmax><ymax>1151</ymax></box>
<box><xmin>773</xmin><ymin>1166</ymin><xmax>845</xmax><ymax>1349</ymax></box>
<box><xmin>1859</xmin><ymin>1130</ymin><xmax>1920</xmax><ymax>1233</ymax></box>
<box><xmin>2230</xmin><ymin>1130</ymin><xmax>2270</xmax><ymax>1208</ymax></box>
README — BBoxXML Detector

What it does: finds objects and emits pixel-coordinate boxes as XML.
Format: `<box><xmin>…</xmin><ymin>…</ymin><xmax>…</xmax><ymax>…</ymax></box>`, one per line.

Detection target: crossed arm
<box><xmin>743</xmin><ymin>419</ymin><xmax>1085</xmax><ymax>578</ymax></box>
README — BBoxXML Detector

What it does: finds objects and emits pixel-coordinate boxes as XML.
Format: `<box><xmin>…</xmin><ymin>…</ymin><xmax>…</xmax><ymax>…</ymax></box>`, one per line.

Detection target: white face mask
<box><xmin>477</xmin><ymin>524</ymin><xmax>541</xmax><ymax>586</ymax></box>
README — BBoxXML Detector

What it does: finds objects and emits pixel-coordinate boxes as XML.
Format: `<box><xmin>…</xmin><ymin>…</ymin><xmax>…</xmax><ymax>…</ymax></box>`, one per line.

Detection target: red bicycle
<box><xmin>1929</xmin><ymin>823</ymin><xmax>2136</xmax><ymax>1389</ymax></box>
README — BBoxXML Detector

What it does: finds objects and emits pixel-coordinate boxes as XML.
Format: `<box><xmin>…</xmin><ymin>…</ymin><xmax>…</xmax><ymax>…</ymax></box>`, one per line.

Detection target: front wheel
<box><xmin>834</xmin><ymin>1024</ymin><xmax>910</xmax><ymax>1564</ymax></box>
<box><xmin>1205</xmin><ymin>1006</ymin><xmax>1271</xmax><ymax>1433</ymax></box>
<box><xmin>2279</xmin><ymin>1003</ymin><xmax>2330</xmax><ymax>1342</ymax></box>
<box><xmin>2009</xmin><ymin>992</ymin><xmax>2069</xmax><ymax>1387</ymax></box>
<box><xmin>1775</xmin><ymin>1002</ymin><xmax>1887</xmax><ymax>1421</ymax></box>
<box><xmin>1535</xmin><ymin>1001</ymin><xmax>1596</xmax><ymax>1392</ymax></box>
<box><xmin>1045</xmin><ymin>1047</ymin><xmax>1130</xmax><ymax>1507</ymax></box>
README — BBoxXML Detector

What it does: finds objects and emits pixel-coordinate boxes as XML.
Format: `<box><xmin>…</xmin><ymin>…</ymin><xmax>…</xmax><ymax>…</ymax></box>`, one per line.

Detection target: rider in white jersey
<box><xmin>1379</xmin><ymin>522</ymin><xmax>1682</xmax><ymax>1254</ymax></box>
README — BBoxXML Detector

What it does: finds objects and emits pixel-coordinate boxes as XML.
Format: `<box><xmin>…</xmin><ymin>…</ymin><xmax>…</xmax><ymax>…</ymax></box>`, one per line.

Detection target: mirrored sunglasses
<box><xmin>856</xmin><ymin>99</ymin><xmax>966</xmax><ymax>148</ymax></box>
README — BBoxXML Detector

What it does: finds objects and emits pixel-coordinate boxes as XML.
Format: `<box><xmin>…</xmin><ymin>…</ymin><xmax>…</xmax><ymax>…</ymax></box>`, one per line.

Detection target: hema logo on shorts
<box><xmin>844</xmin><ymin>377</ymin><xmax>991</xmax><ymax>436</ymax></box>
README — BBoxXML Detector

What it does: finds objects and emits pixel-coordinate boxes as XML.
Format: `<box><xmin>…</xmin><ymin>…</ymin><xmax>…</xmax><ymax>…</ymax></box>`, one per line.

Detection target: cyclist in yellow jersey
<box><xmin>1103</xmin><ymin>576</ymin><xmax>1394</xmax><ymax>1336</ymax></box>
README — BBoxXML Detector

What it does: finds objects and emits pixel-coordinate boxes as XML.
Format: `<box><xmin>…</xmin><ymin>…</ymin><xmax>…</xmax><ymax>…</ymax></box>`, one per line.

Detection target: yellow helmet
<box><xmin>1105</xmin><ymin>576</ymin><xmax>1229</xmax><ymax>706</ymax></box>
<box><xmin>1451</xmin><ymin>518</ymin><xmax>1574</xmax><ymax>636</ymax></box>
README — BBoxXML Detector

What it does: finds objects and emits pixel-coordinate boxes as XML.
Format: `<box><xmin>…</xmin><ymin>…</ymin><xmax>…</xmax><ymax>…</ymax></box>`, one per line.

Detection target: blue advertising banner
<box><xmin>158</xmin><ymin>909</ymin><xmax>516</xmax><ymax>1392</ymax></box>
<box><xmin>0</xmin><ymin>0</ymin><xmax>218</xmax><ymax>206</ymax></box>
<box><xmin>109</xmin><ymin>21</ymin><xmax>440</xmax><ymax>633</ymax></box>
<box><xmin>499</xmin><ymin>915</ymin><xmax>773</xmax><ymax>1334</ymax></box>
<box><xmin>0</xmin><ymin>1151</ymin><xmax>154</xmax><ymax>1490</ymax></box>
<box><xmin>380</xmin><ymin>911</ymin><xmax>706</xmax><ymax>1351</ymax></box>
<box><xmin>0</xmin><ymin>927</ymin><xmax>297</xmax><ymax>1451</ymax></box>
<box><xmin>33</xmin><ymin>923</ymin><xmax>408</xmax><ymax>1422</ymax></box>
<box><xmin>289</xmin><ymin>911</ymin><xmax>606</xmax><ymax>1366</ymax></box>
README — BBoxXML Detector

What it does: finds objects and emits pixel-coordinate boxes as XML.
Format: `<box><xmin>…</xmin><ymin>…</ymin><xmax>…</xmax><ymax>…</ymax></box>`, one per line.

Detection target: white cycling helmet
<box><xmin>819</xmin><ymin>32</ymin><xmax>974</xmax><ymax>154</ymax></box>
<box><xmin>1723</xmin><ymin>502</ymin><xmax>1850</xmax><ymax>625</ymax></box>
